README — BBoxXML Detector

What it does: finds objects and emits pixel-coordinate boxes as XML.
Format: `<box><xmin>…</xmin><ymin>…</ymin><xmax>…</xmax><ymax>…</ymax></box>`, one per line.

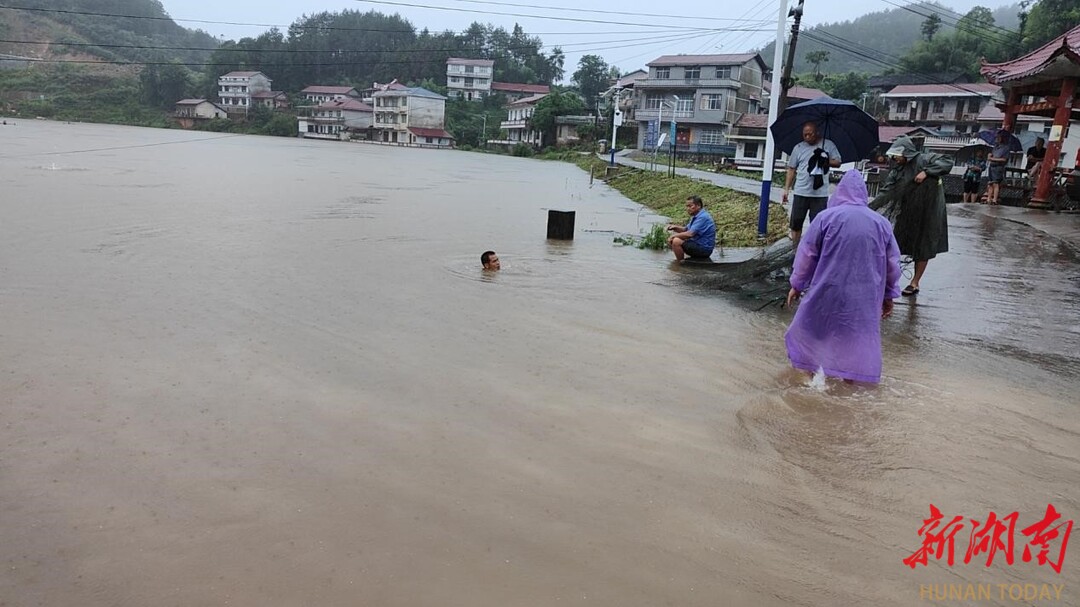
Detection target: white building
<box><xmin>174</xmin><ymin>99</ymin><xmax>228</xmax><ymax>120</ymax></box>
<box><xmin>880</xmin><ymin>83</ymin><xmax>1000</xmax><ymax>134</ymax></box>
<box><xmin>298</xmin><ymin>98</ymin><xmax>373</xmax><ymax>141</ymax></box>
<box><xmin>490</xmin><ymin>93</ymin><xmax>547</xmax><ymax>148</ymax></box>
<box><xmin>446</xmin><ymin>58</ymin><xmax>494</xmax><ymax>101</ymax></box>
<box><xmin>373</xmin><ymin>86</ymin><xmax>452</xmax><ymax>146</ymax></box>
<box><xmin>300</xmin><ymin>86</ymin><xmax>361</xmax><ymax>105</ymax></box>
<box><xmin>217</xmin><ymin>71</ymin><xmax>272</xmax><ymax>115</ymax></box>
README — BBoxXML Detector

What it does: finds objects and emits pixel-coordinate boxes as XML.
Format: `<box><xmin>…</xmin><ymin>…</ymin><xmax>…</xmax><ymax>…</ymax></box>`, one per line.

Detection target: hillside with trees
<box><xmin>0</xmin><ymin>0</ymin><xmax>219</xmax><ymax>63</ymax></box>
<box><xmin>759</xmin><ymin>1</ymin><xmax>1022</xmax><ymax>74</ymax></box>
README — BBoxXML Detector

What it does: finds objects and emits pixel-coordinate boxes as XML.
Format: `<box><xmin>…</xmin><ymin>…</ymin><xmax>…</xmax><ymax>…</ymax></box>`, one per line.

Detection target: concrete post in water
<box><xmin>547</xmin><ymin>210</ymin><xmax>575</xmax><ymax>240</ymax></box>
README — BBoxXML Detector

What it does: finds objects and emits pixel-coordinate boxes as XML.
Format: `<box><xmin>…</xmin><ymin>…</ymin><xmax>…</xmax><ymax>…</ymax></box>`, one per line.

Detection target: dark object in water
<box><xmin>547</xmin><ymin>210</ymin><xmax>575</xmax><ymax>240</ymax></box>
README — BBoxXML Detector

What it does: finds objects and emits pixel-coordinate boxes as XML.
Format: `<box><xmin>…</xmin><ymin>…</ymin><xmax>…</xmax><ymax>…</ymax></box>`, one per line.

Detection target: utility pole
<box><xmin>778</xmin><ymin>0</ymin><xmax>805</xmax><ymax>115</ymax></box>
<box><xmin>610</xmin><ymin>88</ymin><xmax>622</xmax><ymax>166</ymax></box>
<box><xmin>480</xmin><ymin>113</ymin><xmax>487</xmax><ymax>149</ymax></box>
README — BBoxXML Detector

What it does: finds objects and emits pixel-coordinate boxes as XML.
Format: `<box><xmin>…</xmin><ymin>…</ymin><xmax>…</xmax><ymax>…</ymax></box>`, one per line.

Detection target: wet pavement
<box><xmin>1</xmin><ymin>121</ymin><xmax>1077</xmax><ymax>607</ymax></box>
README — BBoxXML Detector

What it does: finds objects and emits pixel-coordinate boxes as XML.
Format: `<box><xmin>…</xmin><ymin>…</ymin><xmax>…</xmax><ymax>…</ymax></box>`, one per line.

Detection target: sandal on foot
<box><xmin>901</xmin><ymin>285</ymin><xmax>919</xmax><ymax>297</ymax></box>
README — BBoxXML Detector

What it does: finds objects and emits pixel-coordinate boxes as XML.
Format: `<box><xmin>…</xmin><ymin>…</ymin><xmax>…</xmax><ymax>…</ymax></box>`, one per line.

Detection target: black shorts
<box><xmin>790</xmin><ymin>195</ymin><xmax>828</xmax><ymax>231</ymax></box>
<box><xmin>682</xmin><ymin>239</ymin><xmax>713</xmax><ymax>259</ymax></box>
<box><xmin>963</xmin><ymin>177</ymin><xmax>981</xmax><ymax>193</ymax></box>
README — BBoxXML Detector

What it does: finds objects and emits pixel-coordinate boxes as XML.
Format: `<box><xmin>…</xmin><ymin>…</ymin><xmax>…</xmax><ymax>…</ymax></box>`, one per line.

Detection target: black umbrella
<box><xmin>769</xmin><ymin>97</ymin><xmax>880</xmax><ymax>162</ymax></box>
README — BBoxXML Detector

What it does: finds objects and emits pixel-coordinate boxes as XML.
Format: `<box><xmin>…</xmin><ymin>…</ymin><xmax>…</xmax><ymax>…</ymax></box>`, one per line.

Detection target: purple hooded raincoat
<box><xmin>785</xmin><ymin>170</ymin><xmax>902</xmax><ymax>383</ymax></box>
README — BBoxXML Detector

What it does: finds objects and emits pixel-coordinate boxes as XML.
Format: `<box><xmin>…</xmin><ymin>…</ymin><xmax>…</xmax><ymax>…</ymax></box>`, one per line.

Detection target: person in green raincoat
<box><xmin>872</xmin><ymin>136</ymin><xmax>953</xmax><ymax>296</ymax></box>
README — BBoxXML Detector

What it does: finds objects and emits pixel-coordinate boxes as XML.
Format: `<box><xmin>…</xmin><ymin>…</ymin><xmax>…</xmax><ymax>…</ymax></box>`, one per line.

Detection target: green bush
<box><xmin>511</xmin><ymin>143</ymin><xmax>534</xmax><ymax>157</ymax></box>
<box><xmin>638</xmin><ymin>223</ymin><xmax>669</xmax><ymax>250</ymax></box>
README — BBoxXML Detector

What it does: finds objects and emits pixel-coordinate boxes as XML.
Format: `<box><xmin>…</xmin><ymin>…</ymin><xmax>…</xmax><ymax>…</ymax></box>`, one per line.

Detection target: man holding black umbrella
<box><xmin>781</xmin><ymin>122</ymin><xmax>841</xmax><ymax>244</ymax></box>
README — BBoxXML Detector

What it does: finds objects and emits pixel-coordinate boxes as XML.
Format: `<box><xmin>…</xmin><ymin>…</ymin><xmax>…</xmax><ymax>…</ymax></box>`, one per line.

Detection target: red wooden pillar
<box><xmin>1031</xmin><ymin>77</ymin><xmax>1077</xmax><ymax>206</ymax></box>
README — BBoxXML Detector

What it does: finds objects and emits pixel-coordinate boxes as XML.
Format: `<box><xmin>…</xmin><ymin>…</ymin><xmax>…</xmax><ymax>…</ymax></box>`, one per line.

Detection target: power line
<box><xmin>350</xmin><ymin>0</ymin><xmax>734</xmax><ymax>30</ymax></box>
<box><xmin>19</xmin><ymin>30</ymin><xmax>726</xmax><ymax>68</ymax></box>
<box><xmin>0</xmin><ymin>27</ymin><xmax>767</xmax><ymax>56</ymax></box>
<box><xmin>0</xmin><ymin>4</ymin><xmax>705</xmax><ymax>36</ymax></box>
<box><xmin>800</xmin><ymin>29</ymin><xmax>1000</xmax><ymax>97</ymax></box>
<box><xmin>877</xmin><ymin>0</ymin><xmax>1019</xmax><ymax>48</ymax></box>
<box><xmin>434</xmin><ymin>0</ymin><xmax>777</xmax><ymax>23</ymax></box>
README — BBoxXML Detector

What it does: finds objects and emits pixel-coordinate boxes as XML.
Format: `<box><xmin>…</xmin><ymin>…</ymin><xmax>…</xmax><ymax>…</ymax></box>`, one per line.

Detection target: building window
<box><xmin>675</xmin><ymin>98</ymin><xmax>693</xmax><ymax>113</ymax></box>
<box><xmin>744</xmin><ymin>141</ymin><xmax>760</xmax><ymax>157</ymax></box>
<box><xmin>645</xmin><ymin>94</ymin><xmax>663</xmax><ymax>110</ymax></box>
<box><xmin>655</xmin><ymin>67</ymin><xmax>670</xmax><ymax>79</ymax></box>
<box><xmin>701</xmin><ymin>94</ymin><xmax>723</xmax><ymax>110</ymax></box>
<box><xmin>968</xmin><ymin>98</ymin><xmax>982</xmax><ymax>114</ymax></box>
<box><xmin>933</xmin><ymin>100</ymin><xmax>945</xmax><ymax>113</ymax></box>
<box><xmin>426</xmin><ymin>137</ymin><xmax>433</xmax><ymax>143</ymax></box>
<box><xmin>715</xmin><ymin>66</ymin><xmax>732</xmax><ymax>79</ymax></box>
<box><xmin>685</xmin><ymin>66</ymin><xmax>700</xmax><ymax>80</ymax></box>
<box><xmin>699</xmin><ymin>129</ymin><xmax>725</xmax><ymax>145</ymax></box>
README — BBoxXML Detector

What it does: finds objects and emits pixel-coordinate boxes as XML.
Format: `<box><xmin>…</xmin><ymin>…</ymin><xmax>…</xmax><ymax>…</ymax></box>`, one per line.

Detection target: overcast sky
<box><xmin>159</xmin><ymin>0</ymin><xmax>1021</xmax><ymax>74</ymax></box>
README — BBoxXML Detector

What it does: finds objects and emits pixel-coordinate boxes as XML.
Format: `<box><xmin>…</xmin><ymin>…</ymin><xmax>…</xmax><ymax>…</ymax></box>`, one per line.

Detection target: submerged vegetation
<box><xmin>546</xmin><ymin>153</ymin><xmax>789</xmax><ymax>247</ymax></box>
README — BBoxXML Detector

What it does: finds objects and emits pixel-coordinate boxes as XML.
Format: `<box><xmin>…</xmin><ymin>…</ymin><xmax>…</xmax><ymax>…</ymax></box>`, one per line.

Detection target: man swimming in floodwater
<box><xmin>481</xmin><ymin>250</ymin><xmax>500</xmax><ymax>271</ymax></box>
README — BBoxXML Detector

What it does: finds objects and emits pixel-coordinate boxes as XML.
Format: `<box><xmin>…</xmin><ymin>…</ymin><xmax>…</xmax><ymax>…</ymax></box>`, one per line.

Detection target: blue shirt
<box><xmin>686</xmin><ymin>209</ymin><xmax>716</xmax><ymax>251</ymax></box>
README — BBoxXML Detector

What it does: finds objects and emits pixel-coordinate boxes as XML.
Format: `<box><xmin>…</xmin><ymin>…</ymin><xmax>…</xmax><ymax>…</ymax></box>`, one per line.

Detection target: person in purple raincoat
<box><xmin>784</xmin><ymin>170</ymin><xmax>903</xmax><ymax>384</ymax></box>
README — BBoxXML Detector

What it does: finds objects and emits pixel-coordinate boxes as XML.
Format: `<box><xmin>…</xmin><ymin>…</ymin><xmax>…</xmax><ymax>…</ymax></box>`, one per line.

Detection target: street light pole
<box><xmin>481</xmin><ymin>114</ymin><xmax>487</xmax><ymax>149</ymax></box>
<box><xmin>758</xmin><ymin>0</ymin><xmax>790</xmax><ymax>238</ymax></box>
<box><xmin>610</xmin><ymin>88</ymin><xmax>622</xmax><ymax>167</ymax></box>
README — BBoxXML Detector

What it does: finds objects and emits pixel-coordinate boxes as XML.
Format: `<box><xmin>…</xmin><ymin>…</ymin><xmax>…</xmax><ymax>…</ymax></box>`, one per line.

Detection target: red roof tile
<box><xmin>409</xmin><ymin>127</ymin><xmax>455</xmax><ymax>139</ymax></box>
<box><xmin>981</xmin><ymin>24</ymin><xmax>1080</xmax><ymax>84</ymax></box>
<box><xmin>316</xmin><ymin>99</ymin><xmax>372</xmax><ymax>112</ymax></box>
<box><xmin>302</xmin><ymin>86</ymin><xmax>359</xmax><ymax>95</ymax></box>
<box><xmin>882</xmin><ymin>83</ymin><xmax>1000</xmax><ymax>96</ymax></box>
<box><xmin>491</xmin><ymin>82</ymin><xmax>551</xmax><ymax>94</ymax></box>
<box><xmin>735</xmin><ymin>113</ymin><xmax>768</xmax><ymax>129</ymax></box>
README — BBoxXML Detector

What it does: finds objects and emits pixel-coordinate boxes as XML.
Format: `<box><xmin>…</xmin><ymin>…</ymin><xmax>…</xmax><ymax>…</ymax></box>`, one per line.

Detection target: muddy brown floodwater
<box><xmin>1</xmin><ymin>122</ymin><xmax>1078</xmax><ymax>607</ymax></box>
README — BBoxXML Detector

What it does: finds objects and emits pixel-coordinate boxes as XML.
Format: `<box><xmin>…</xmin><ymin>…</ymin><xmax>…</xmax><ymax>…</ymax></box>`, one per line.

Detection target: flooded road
<box><xmin>1</xmin><ymin>121</ymin><xmax>1077</xmax><ymax>606</ymax></box>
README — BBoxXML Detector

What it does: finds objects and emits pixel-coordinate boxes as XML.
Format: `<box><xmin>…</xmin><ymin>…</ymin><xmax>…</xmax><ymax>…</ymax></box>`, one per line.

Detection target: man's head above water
<box><xmin>481</xmin><ymin>250</ymin><xmax>500</xmax><ymax>271</ymax></box>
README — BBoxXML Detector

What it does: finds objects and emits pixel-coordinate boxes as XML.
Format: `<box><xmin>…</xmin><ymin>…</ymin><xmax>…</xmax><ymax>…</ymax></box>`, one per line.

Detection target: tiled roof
<box><xmin>882</xmin><ymin>83</ymin><xmax>1000</xmax><ymax>97</ymax></box>
<box><xmin>302</xmin><ymin>86</ymin><xmax>359</xmax><ymax>95</ymax></box>
<box><xmin>221</xmin><ymin>71</ymin><xmax>264</xmax><ymax>78</ymax></box>
<box><xmin>735</xmin><ymin>113</ymin><xmax>768</xmax><ymax>129</ymax></box>
<box><xmin>491</xmin><ymin>82</ymin><xmax>550</xmax><ymax>94</ymax></box>
<box><xmin>251</xmin><ymin>90</ymin><xmax>287</xmax><ymax>99</ymax></box>
<box><xmin>763</xmin><ymin>82</ymin><xmax>829</xmax><ymax>100</ymax></box>
<box><xmin>867</xmin><ymin>73</ymin><xmax>966</xmax><ymax>87</ymax></box>
<box><xmin>981</xmin><ymin>24</ymin><xmax>1080</xmax><ymax>84</ymax></box>
<box><xmin>508</xmin><ymin>93</ymin><xmax>548</xmax><ymax>106</ymax></box>
<box><xmin>409</xmin><ymin>127</ymin><xmax>455</xmax><ymax>139</ymax></box>
<box><xmin>975</xmin><ymin>103</ymin><xmax>1046</xmax><ymax>122</ymax></box>
<box><xmin>316</xmin><ymin>98</ymin><xmax>372</xmax><ymax>112</ymax></box>
<box><xmin>447</xmin><ymin>57</ymin><xmax>494</xmax><ymax>67</ymax></box>
<box><xmin>616</xmin><ymin>70</ymin><xmax>648</xmax><ymax>88</ymax></box>
<box><xmin>878</xmin><ymin>126</ymin><xmax>927</xmax><ymax>143</ymax></box>
<box><xmin>176</xmin><ymin>98</ymin><xmax>208</xmax><ymax>105</ymax></box>
<box><xmin>647</xmin><ymin>53</ymin><xmax>758</xmax><ymax>67</ymax></box>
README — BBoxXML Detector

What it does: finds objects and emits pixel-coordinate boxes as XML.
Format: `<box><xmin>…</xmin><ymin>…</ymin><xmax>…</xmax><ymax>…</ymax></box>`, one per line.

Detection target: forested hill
<box><xmin>758</xmin><ymin>2</ymin><xmax>1021</xmax><ymax>74</ymax></box>
<box><xmin>0</xmin><ymin>0</ymin><xmax>219</xmax><ymax>64</ymax></box>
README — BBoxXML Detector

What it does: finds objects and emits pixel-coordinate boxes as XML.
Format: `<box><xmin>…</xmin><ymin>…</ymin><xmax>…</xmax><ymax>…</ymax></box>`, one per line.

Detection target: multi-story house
<box><xmin>633</xmin><ymin>54</ymin><xmax>766</xmax><ymax>154</ymax></box>
<box><xmin>490</xmin><ymin>94</ymin><xmax>547</xmax><ymax>148</ymax></box>
<box><xmin>300</xmin><ymin>86</ymin><xmax>361</xmax><ymax>105</ymax></box>
<box><xmin>446</xmin><ymin>58</ymin><xmax>494</xmax><ymax>101</ymax></box>
<box><xmin>297</xmin><ymin>98</ymin><xmax>373</xmax><ymax>141</ymax></box>
<box><xmin>490</xmin><ymin>82</ymin><xmax>550</xmax><ymax>103</ymax></box>
<box><xmin>880</xmin><ymin>83</ymin><xmax>1000</xmax><ymax>134</ymax></box>
<box><xmin>217</xmin><ymin>71</ymin><xmax>272</xmax><ymax>115</ymax></box>
<box><xmin>372</xmin><ymin>86</ymin><xmax>453</xmax><ymax>147</ymax></box>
